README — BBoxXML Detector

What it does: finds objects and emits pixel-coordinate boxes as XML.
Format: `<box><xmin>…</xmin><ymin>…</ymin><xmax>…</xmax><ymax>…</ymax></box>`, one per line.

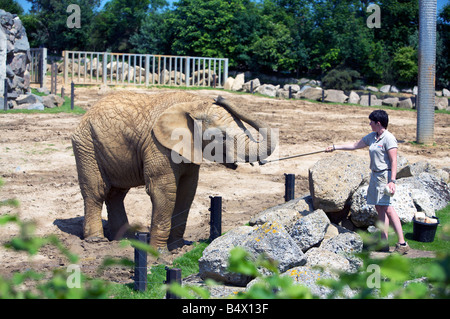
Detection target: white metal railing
<box><xmin>63</xmin><ymin>51</ymin><xmax>228</xmax><ymax>88</ymax></box>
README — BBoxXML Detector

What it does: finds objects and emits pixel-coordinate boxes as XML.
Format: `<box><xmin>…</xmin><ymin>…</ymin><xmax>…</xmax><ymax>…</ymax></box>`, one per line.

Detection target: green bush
<box><xmin>322</xmin><ymin>68</ymin><xmax>362</xmax><ymax>90</ymax></box>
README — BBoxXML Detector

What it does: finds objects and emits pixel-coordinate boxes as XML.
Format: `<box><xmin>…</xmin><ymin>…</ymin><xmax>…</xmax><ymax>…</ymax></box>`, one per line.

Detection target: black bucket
<box><xmin>413</xmin><ymin>217</ymin><xmax>440</xmax><ymax>242</ymax></box>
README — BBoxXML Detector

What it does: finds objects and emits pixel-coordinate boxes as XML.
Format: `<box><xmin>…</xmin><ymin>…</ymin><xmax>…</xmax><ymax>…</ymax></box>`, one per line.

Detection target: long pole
<box><xmin>416</xmin><ymin>0</ymin><xmax>437</xmax><ymax>144</ymax></box>
<box><xmin>259</xmin><ymin>150</ymin><xmax>326</xmax><ymax>165</ymax></box>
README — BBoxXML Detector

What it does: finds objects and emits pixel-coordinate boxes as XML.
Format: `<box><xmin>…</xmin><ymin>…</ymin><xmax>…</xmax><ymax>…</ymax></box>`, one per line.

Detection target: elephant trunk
<box><xmin>214</xmin><ymin>96</ymin><xmax>277</xmax><ymax>162</ymax></box>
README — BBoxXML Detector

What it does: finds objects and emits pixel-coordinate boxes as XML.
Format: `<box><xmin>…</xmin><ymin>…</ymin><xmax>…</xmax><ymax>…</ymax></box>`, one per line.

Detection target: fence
<box><xmin>62</xmin><ymin>50</ymin><xmax>229</xmax><ymax>88</ymax></box>
<box><xmin>29</xmin><ymin>48</ymin><xmax>47</xmax><ymax>87</ymax></box>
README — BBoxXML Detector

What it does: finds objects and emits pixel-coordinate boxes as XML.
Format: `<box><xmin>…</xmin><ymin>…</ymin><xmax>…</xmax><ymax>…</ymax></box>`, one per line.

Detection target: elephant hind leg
<box><xmin>105</xmin><ymin>188</ymin><xmax>130</xmax><ymax>240</ymax></box>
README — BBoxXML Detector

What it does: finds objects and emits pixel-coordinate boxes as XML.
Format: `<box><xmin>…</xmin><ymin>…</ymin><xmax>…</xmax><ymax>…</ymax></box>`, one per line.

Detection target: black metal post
<box><xmin>61</xmin><ymin>87</ymin><xmax>65</xmax><ymax>99</ymax></box>
<box><xmin>134</xmin><ymin>232</ymin><xmax>149</xmax><ymax>292</ymax></box>
<box><xmin>284</xmin><ymin>174</ymin><xmax>295</xmax><ymax>202</ymax></box>
<box><xmin>289</xmin><ymin>86</ymin><xmax>292</xmax><ymax>99</ymax></box>
<box><xmin>70</xmin><ymin>82</ymin><xmax>75</xmax><ymax>110</ymax></box>
<box><xmin>209</xmin><ymin>196</ymin><xmax>222</xmax><ymax>241</ymax></box>
<box><xmin>321</xmin><ymin>89</ymin><xmax>325</xmax><ymax>102</ymax></box>
<box><xmin>3</xmin><ymin>79</ymin><xmax>7</xmax><ymax>111</ymax></box>
<box><xmin>165</xmin><ymin>267</ymin><xmax>182</xmax><ymax>299</ymax></box>
<box><xmin>368</xmin><ymin>92</ymin><xmax>372</xmax><ymax>106</ymax></box>
<box><xmin>250</xmin><ymin>81</ymin><xmax>253</xmax><ymax>94</ymax></box>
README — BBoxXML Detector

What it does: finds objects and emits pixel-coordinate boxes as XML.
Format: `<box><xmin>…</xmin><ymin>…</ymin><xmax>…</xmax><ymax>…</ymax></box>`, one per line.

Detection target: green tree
<box><xmin>437</xmin><ymin>3</ymin><xmax>450</xmax><ymax>89</ymax></box>
<box><xmin>392</xmin><ymin>46</ymin><xmax>418</xmax><ymax>85</ymax></box>
<box><xmin>90</xmin><ymin>0</ymin><xmax>159</xmax><ymax>52</ymax></box>
<box><xmin>0</xmin><ymin>0</ymin><xmax>24</xmax><ymax>15</ymax></box>
<box><xmin>129</xmin><ymin>2</ymin><xmax>170</xmax><ymax>54</ymax></box>
<box><xmin>168</xmin><ymin>0</ymin><xmax>241</xmax><ymax>61</ymax></box>
<box><xmin>23</xmin><ymin>0</ymin><xmax>100</xmax><ymax>52</ymax></box>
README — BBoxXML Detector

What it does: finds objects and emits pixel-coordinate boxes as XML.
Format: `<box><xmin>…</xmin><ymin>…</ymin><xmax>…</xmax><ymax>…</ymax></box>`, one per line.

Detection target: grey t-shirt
<box><xmin>362</xmin><ymin>130</ymin><xmax>398</xmax><ymax>171</ymax></box>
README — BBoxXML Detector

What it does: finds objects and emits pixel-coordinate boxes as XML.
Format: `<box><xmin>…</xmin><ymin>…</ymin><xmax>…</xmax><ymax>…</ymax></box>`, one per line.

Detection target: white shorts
<box><xmin>367</xmin><ymin>170</ymin><xmax>392</xmax><ymax>206</ymax></box>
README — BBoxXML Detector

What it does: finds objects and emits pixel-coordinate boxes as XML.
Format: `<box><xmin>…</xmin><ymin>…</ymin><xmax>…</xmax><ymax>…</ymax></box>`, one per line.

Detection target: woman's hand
<box><xmin>325</xmin><ymin>145</ymin><xmax>335</xmax><ymax>152</ymax></box>
<box><xmin>387</xmin><ymin>182</ymin><xmax>396</xmax><ymax>195</ymax></box>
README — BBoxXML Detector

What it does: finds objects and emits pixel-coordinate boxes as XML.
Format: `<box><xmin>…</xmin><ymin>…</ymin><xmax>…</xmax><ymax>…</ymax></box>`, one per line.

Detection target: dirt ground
<box><xmin>0</xmin><ymin>84</ymin><xmax>449</xmax><ymax>286</ymax></box>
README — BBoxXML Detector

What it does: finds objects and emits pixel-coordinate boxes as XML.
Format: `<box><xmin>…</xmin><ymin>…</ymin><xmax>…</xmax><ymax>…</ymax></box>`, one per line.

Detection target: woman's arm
<box><xmin>387</xmin><ymin>147</ymin><xmax>398</xmax><ymax>193</ymax></box>
<box><xmin>325</xmin><ymin>139</ymin><xmax>367</xmax><ymax>152</ymax></box>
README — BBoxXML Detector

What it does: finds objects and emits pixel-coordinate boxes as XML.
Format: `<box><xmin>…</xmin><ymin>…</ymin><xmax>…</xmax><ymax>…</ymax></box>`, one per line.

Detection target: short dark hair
<box><xmin>369</xmin><ymin>110</ymin><xmax>389</xmax><ymax>128</ymax></box>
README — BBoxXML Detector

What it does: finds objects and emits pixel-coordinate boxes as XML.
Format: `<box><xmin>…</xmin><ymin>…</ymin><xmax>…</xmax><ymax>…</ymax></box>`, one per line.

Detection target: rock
<box><xmin>231</xmin><ymin>73</ymin><xmax>245</xmax><ymax>91</ymax></box>
<box><xmin>324</xmin><ymin>89</ymin><xmax>348</xmax><ymax>103</ymax></box>
<box><xmin>398</xmin><ymin>161</ymin><xmax>449</xmax><ymax>182</ymax></box>
<box><xmin>390</xmin><ymin>86</ymin><xmax>399</xmax><ymax>93</ymax></box>
<box><xmin>360</xmin><ymin>95</ymin><xmax>382</xmax><ymax>106</ymax></box>
<box><xmin>42</xmin><ymin>94</ymin><xmax>65</xmax><ymax>108</ymax></box>
<box><xmin>350</xmin><ymin>185</ymin><xmax>378</xmax><ymax>227</ymax></box>
<box><xmin>224</xmin><ymin>77</ymin><xmax>234</xmax><ymax>90</ymax></box>
<box><xmin>305</xmin><ymin>247</ymin><xmax>352</xmax><ymax>273</ymax></box>
<box><xmin>279</xmin><ymin>266</ymin><xmax>336</xmax><ymax>298</ymax></box>
<box><xmin>321</xmin><ymin>231</ymin><xmax>363</xmax><ymax>272</ymax></box>
<box><xmin>380</xmin><ymin>85</ymin><xmax>391</xmax><ymax>93</ymax></box>
<box><xmin>198</xmin><ymin>226</ymin><xmax>255</xmax><ymax>286</ymax></box>
<box><xmin>241</xmin><ymin>221</ymin><xmax>307</xmax><ymax>274</ymax></box>
<box><xmin>398</xmin><ymin>98</ymin><xmax>413</xmax><ymax>109</ymax></box>
<box><xmin>256</xmin><ymin>84</ymin><xmax>279</xmax><ymax>97</ymax></box>
<box><xmin>283</xmin><ymin>84</ymin><xmax>300</xmax><ymax>93</ymax></box>
<box><xmin>308</xmin><ymin>153</ymin><xmax>370</xmax><ymax>212</ymax></box>
<box><xmin>382</xmin><ymin>97</ymin><xmax>399</xmax><ymax>107</ymax></box>
<box><xmin>249</xmin><ymin>206</ymin><xmax>301</xmax><ymax>232</ymax></box>
<box><xmin>348</xmin><ymin>91</ymin><xmax>360</xmax><ymax>104</ymax></box>
<box><xmin>397</xmin><ymin>172</ymin><xmax>450</xmax><ymax>214</ymax></box>
<box><xmin>366</xmin><ymin>86</ymin><xmax>379</xmax><ymax>92</ymax></box>
<box><xmin>288</xmin><ymin>209</ymin><xmax>330</xmax><ymax>252</ymax></box>
<box><xmin>277</xmin><ymin>89</ymin><xmax>290</xmax><ymax>99</ymax></box>
<box><xmin>443</xmin><ymin>88</ymin><xmax>450</xmax><ymax>97</ymax></box>
<box><xmin>413</xmin><ymin>86</ymin><xmax>418</xmax><ymax>95</ymax></box>
<box><xmin>16</xmin><ymin>93</ymin><xmax>41</xmax><ymax>105</ymax></box>
<box><xmin>248</xmin><ymin>196</ymin><xmax>313</xmax><ymax>232</ymax></box>
<box><xmin>0</xmin><ymin>10</ymin><xmax>30</xmax><ymax>97</ymax></box>
<box><xmin>350</xmin><ymin>183</ymin><xmax>417</xmax><ymax>225</ymax></box>
<box><xmin>297</xmin><ymin>87</ymin><xmax>324</xmax><ymax>101</ymax></box>
<box><xmin>435</xmin><ymin>97</ymin><xmax>448</xmax><ymax>110</ymax></box>
<box><xmin>242</xmin><ymin>78</ymin><xmax>260</xmax><ymax>93</ymax></box>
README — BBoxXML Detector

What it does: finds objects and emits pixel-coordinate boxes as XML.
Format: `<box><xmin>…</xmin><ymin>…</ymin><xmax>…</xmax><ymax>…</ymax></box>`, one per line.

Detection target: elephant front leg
<box><xmin>83</xmin><ymin>197</ymin><xmax>106</xmax><ymax>241</ymax></box>
<box><xmin>168</xmin><ymin>169</ymin><xmax>199</xmax><ymax>251</ymax></box>
<box><xmin>147</xmin><ymin>176</ymin><xmax>177</xmax><ymax>251</ymax></box>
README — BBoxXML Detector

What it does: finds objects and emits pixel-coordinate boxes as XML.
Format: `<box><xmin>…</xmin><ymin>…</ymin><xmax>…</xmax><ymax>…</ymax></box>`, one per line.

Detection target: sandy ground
<box><xmin>0</xmin><ymin>85</ymin><xmax>449</xmax><ymax>286</ymax></box>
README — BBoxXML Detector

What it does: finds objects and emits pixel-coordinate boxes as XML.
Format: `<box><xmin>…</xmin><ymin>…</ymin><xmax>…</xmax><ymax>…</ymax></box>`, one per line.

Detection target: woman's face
<box><xmin>369</xmin><ymin>119</ymin><xmax>379</xmax><ymax>132</ymax></box>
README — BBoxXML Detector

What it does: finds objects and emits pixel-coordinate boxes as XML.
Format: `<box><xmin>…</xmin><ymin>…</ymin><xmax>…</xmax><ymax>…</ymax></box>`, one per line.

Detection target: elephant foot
<box><xmin>167</xmin><ymin>238</ymin><xmax>190</xmax><ymax>251</ymax></box>
<box><xmin>84</xmin><ymin>236</ymin><xmax>109</xmax><ymax>243</ymax></box>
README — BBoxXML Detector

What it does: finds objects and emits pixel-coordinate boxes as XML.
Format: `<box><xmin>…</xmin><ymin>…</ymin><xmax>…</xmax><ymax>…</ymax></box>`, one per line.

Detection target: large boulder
<box><xmin>308</xmin><ymin>153</ymin><xmax>370</xmax><ymax>212</ymax></box>
<box><xmin>0</xmin><ymin>10</ymin><xmax>30</xmax><ymax>99</ymax></box>
<box><xmin>324</xmin><ymin>89</ymin><xmax>348</xmax><ymax>103</ymax></box>
<box><xmin>297</xmin><ymin>87</ymin><xmax>324</xmax><ymax>101</ymax></box>
<box><xmin>242</xmin><ymin>78</ymin><xmax>260</xmax><ymax>93</ymax></box>
<box><xmin>397</xmin><ymin>172</ymin><xmax>450</xmax><ymax>215</ymax></box>
<box><xmin>198</xmin><ymin>226</ymin><xmax>255</xmax><ymax>286</ymax></box>
<box><xmin>248</xmin><ymin>195</ymin><xmax>312</xmax><ymax>232</ymax></box>
<box><xmin>231</xmin><ymin>73</ymin><xmax>245</xmax><ymax>91</ymax></box>
<box><xmin>241</xmin><ymin>221</ymin><xmax>307</xmax><ymax>274</ymax></box>
<box><xmin>288</xmin><ymin>209</ymin><xmax>331</xmax><ymax>252</ymax></box>
<box><xmin>305</xmin><ymin>247</ymin><xmax>353</xmax><ymax>273</ymax></box>
<box><xmin>256</xmin><ymin>84</ymin><xmax>279</xmax><ymax>97</ymax></box>
<box><xmin>360</xmin><ymin>95</ymin><xmax>382</xmax><ymax>106</ymax></box>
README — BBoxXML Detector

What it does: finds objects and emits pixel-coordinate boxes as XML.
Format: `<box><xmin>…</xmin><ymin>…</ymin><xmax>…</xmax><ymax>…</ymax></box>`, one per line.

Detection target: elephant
<box><xmin>71</xmin><ymin>91</ymin><xmax>277</xmax><ymax>251</ymax></box>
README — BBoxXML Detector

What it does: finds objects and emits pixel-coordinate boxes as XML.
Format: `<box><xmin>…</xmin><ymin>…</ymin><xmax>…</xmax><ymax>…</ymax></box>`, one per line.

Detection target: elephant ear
<box><xmin>153</xmin><ymin>102</ymin><xmax>203</xmax><ymax>165</ymax></box>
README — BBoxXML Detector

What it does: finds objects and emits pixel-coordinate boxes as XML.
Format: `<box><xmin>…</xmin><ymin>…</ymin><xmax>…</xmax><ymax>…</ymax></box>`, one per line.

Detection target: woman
<box><xmin>326</xmin><ymin>110</ymin><xmax>409</xmax><ymax>254</ymax></box>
